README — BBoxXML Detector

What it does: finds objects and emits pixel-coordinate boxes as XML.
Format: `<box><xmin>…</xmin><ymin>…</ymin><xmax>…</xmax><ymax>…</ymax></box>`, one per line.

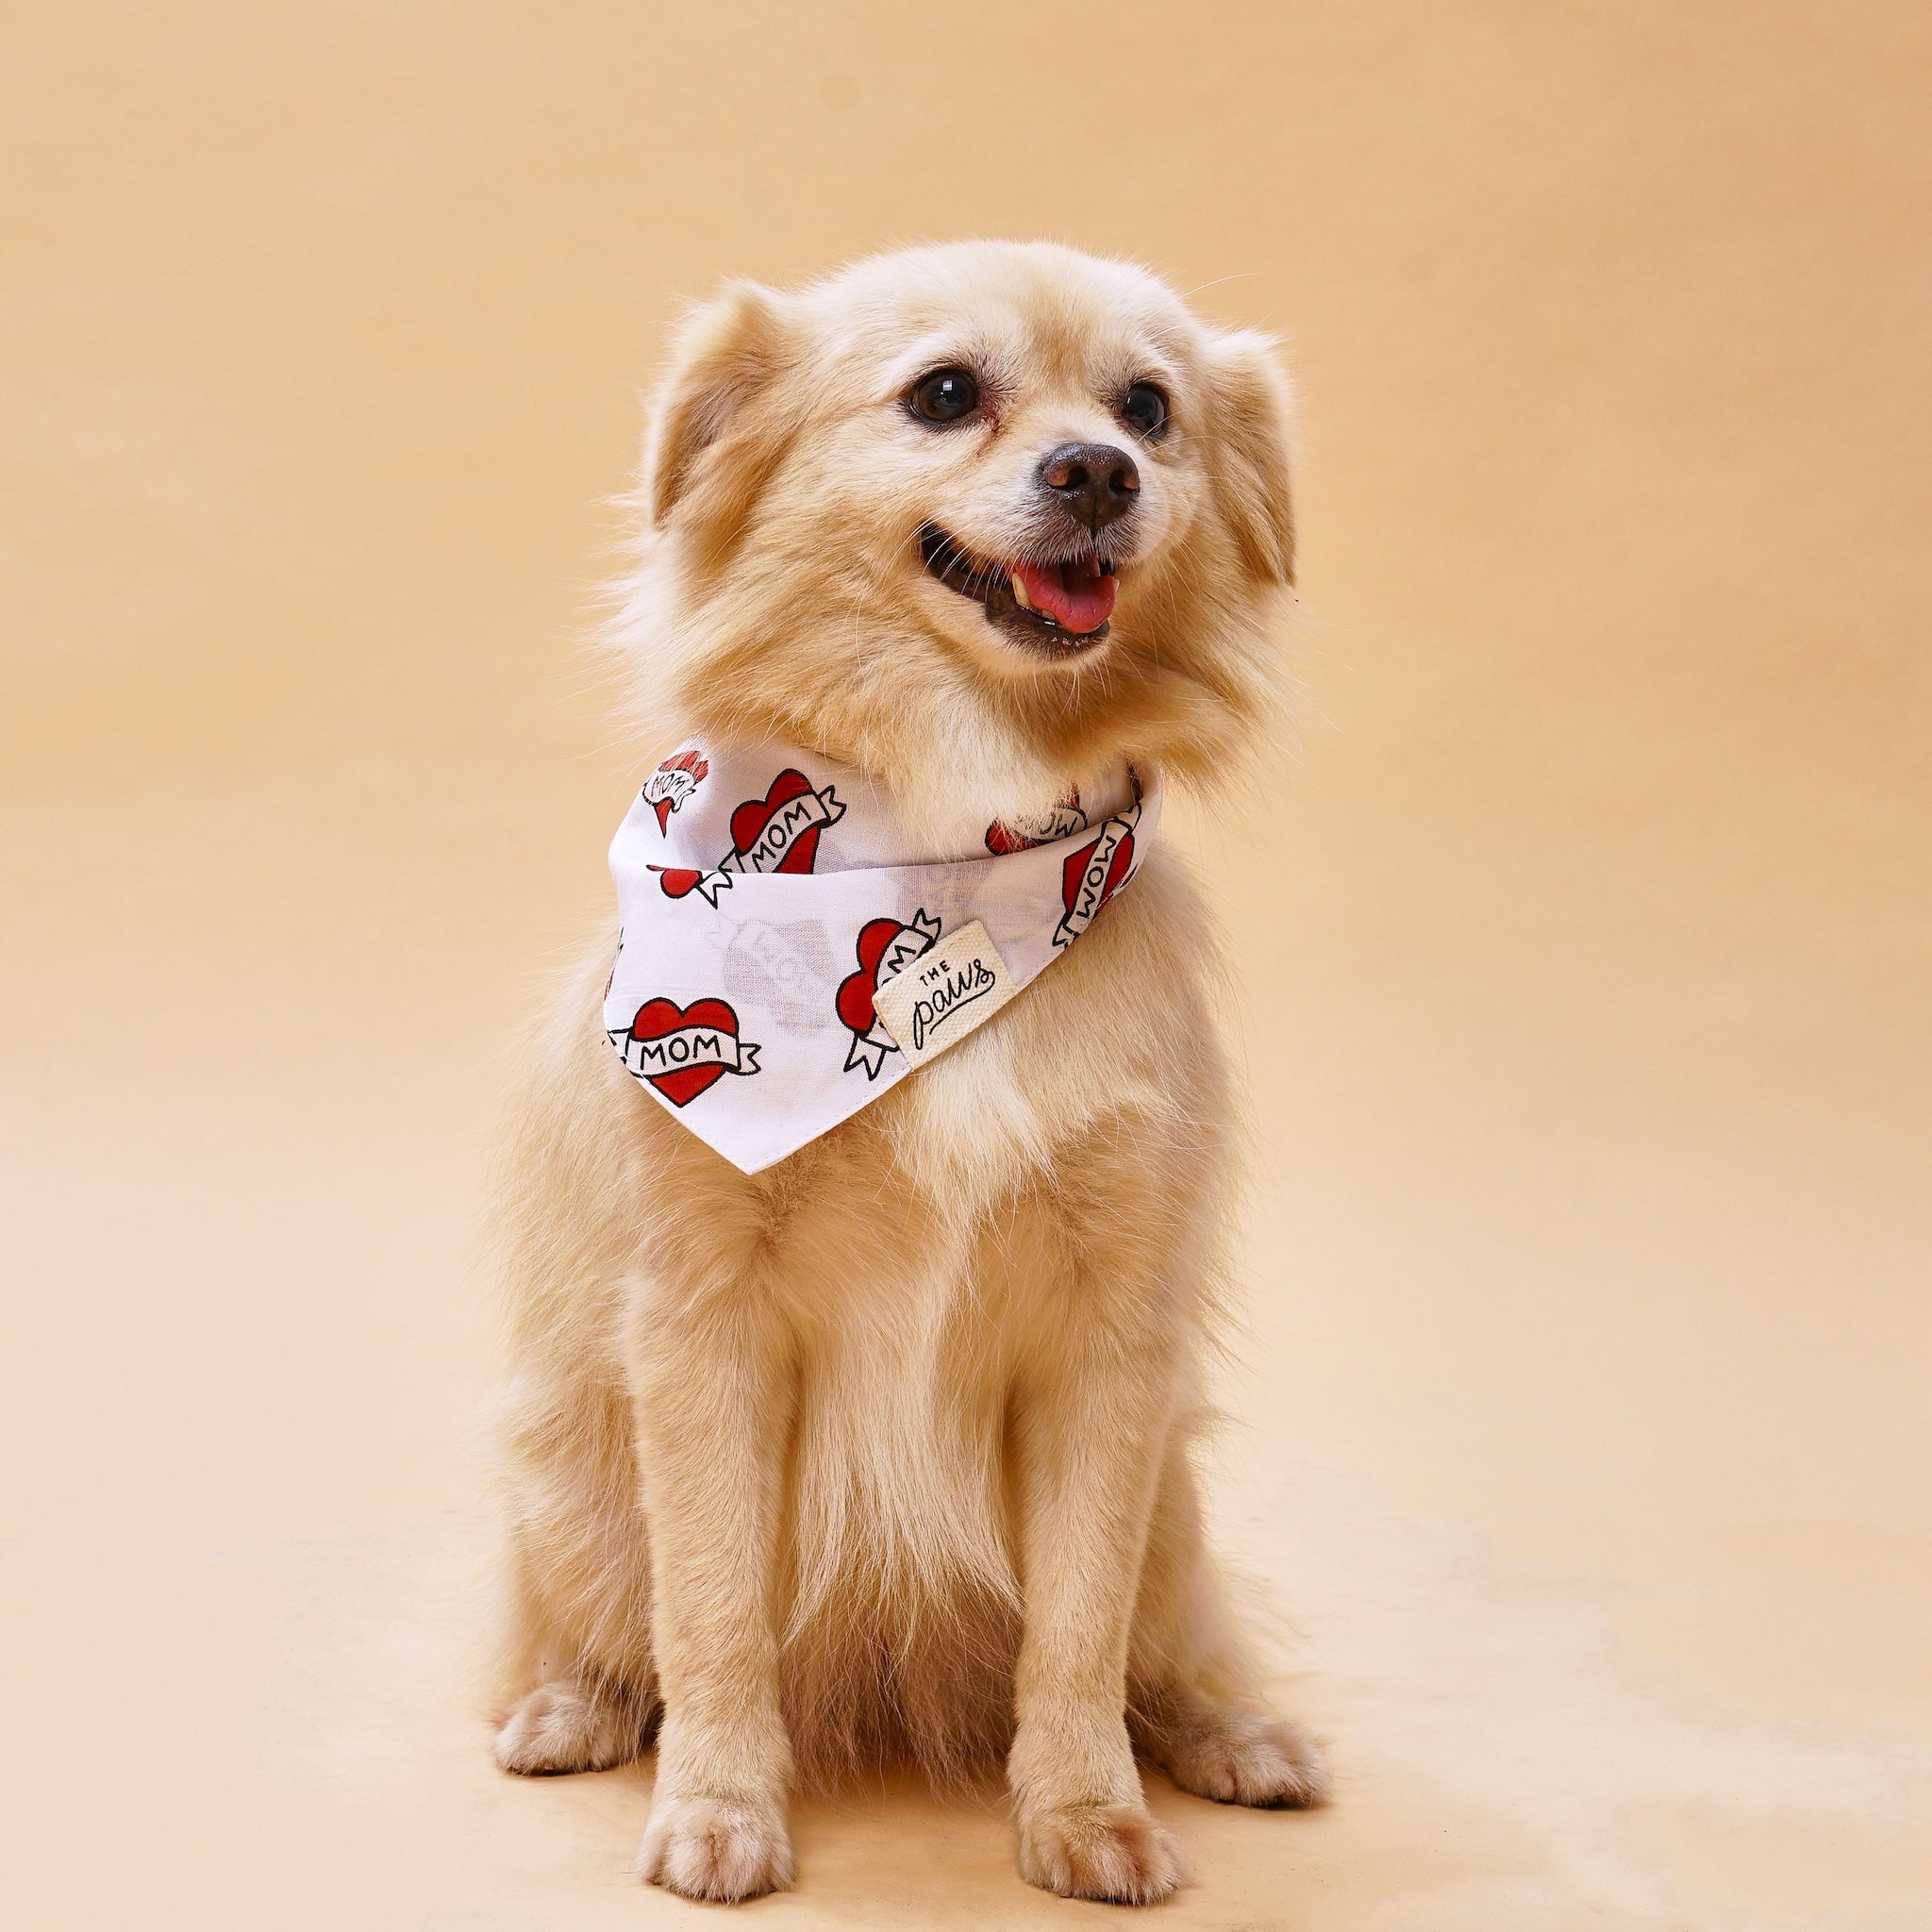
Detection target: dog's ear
<box><xmin>1199</xmin><ymin>328</ymin><xmax>1296</xmax><ymax>588</ymax></box>
<box><xmin>642</xmin><ymin>280</ymin><xmax>797</xmax><ymax>562</ymax></box>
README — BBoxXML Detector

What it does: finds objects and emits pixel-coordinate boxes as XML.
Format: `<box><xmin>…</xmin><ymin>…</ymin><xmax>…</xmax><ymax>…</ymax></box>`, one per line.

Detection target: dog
<box><xmin>489</xmin><ymin>240</ymin><xmax>1323</xmax><ymax>1905</ymax></box>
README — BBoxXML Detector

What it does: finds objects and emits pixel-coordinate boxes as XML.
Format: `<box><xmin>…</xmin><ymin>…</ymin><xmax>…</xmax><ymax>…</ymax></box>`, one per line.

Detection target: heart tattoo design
<box><xmin>642</xmin><ymin>748</ymin><xmax>709</xmax><ymax>834</ymax></box>
<box><xmin>656</xmin><ymin>767</ymin><xmax>846</xmax><ymax>904</ymax></box>
<box><xmin>834</xmin><ymin>908</ymin><xmax>942</xmax><ymax>1077</ymax></box>
<box><xmin>1054</xmin><ymin>797</ymin><xmax>1142</xmax><ymax>948</ymax></box>
<box><xmin>608</xmin><ymin>996</ymin><xmax>761</xmax><ymax>1107</ymax></box>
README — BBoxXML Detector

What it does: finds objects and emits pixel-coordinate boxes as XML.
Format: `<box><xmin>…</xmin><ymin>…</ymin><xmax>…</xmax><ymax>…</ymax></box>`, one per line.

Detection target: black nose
<box><xmin>1039</xmin><ymin>441</ymin><xmax>1140</xmax><ymax>531</ymax></box>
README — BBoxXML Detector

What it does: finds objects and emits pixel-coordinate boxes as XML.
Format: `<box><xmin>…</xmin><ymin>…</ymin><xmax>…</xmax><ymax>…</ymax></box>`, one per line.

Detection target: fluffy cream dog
<box><xmin>491</xmin><ymin>240</ymin><xmax>1322</xmax><ymax>1905</ymax></box>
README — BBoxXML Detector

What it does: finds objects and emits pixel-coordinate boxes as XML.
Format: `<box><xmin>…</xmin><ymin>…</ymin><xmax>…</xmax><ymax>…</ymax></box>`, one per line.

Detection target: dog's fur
<box><xmin>490</xmin><ymin>241</ymin><xmax>1321</xmax><ymax>1905</ymax></box>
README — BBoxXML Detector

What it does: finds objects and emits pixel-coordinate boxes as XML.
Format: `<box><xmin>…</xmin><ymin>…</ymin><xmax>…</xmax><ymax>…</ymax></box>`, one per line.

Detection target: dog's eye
<box><xmin>1121</xmin><ymin>382</ymin><xmax>1170</xmax><ymax>441</ymax></box>
<box><xmin>908</xmin><ymin>368</ymin><xmax>981</xmax><ymax>424</ymax></box>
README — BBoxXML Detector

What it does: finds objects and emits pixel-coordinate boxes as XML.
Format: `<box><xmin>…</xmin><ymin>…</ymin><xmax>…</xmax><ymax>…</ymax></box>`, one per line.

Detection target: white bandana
<box><xmin>603</xmin><ymin>741</ymin><xmax>1161</xmax><ymax>1173</ymax></box>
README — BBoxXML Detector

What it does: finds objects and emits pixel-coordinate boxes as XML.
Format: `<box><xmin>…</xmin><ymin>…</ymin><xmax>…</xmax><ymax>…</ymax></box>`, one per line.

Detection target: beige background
<box><xmin>5</xmin><ymin>4</ymin><xmax>1929</xmax><ymax>1926</ymax></box>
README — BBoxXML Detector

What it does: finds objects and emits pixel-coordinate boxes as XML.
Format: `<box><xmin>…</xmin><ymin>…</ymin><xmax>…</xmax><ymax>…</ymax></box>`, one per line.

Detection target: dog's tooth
<box><xmin>1010</xmin><ymin>573</ymin><xmax>1032</xmax><ymax>609</ymax></box>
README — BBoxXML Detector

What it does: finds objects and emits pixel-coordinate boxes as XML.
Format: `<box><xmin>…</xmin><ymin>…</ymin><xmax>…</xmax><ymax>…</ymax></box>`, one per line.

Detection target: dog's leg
<box><xmin>494</xmin><ymin>1673</ymin><xmax>650</xmax><ymax>1775</ymax></box>
<box><xmin>1127</xmin><ymin>1443</ymin><xmax>1326</xmax><ymax>1808</ymax></box>
<box><xmin>627</xmin><ymin>1282</ymin><xmax>795</xmax><ymax>1903</ymax></box>
<box><xmin>1135</xmin><ymin>1690</ymin><xmax>1326</xmax><ymax>1809</ymax></box>
<box><xmin>1008</xmin><ymin>1315</ymin><xmax>1188</xmax><ymax>1904</ymax></box>
<box><xmin>492</xmin><ymin>1369</ymin><xmax>660</xmax><ymax>1776</ymax></box>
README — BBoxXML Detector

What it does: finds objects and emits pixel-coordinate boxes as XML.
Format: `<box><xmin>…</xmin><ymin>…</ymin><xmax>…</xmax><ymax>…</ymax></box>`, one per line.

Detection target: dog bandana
<box><xmin>604</xmin><ymin>742</ymin><xmax>1161</xmax><ymax>1173</ymax></box>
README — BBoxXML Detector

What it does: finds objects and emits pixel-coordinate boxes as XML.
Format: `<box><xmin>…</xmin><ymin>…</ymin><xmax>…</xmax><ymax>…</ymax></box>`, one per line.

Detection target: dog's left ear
<box><xmin>1199</xmin><ymin>329</ymin><xmax>1296</xmax><ymax>588</ymax></box>
<box><xmin>642</xmin><ymin>279</ymin><xmax>799</xmax><ymax>566</ymax></box>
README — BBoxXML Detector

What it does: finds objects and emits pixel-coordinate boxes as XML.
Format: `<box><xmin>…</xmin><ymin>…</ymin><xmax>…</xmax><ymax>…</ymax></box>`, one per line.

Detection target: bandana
<box><xmin>603</xmin><ymin>741</ymin><xmax>1161</xmax><ymax>1173</ymax></box>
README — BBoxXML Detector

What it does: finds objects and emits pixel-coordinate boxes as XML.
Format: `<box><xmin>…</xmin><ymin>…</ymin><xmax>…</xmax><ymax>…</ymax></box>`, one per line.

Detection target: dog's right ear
<box><xmin>1199</xmin><ymin>327</ymin><xmax>1296</xmax><ymax>590</ymax></box>
<box><xmin>642</xmin><ymin>280</ymin><xmax>796</xmax><ymax>564</ymax></box>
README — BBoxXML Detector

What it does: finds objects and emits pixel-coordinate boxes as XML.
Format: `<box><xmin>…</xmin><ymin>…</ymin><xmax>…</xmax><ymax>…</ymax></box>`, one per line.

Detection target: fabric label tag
<box><xmin>871</xmin><ymin>918</ymin><xmax>1020</xmax><ymax>1069</ymax></box>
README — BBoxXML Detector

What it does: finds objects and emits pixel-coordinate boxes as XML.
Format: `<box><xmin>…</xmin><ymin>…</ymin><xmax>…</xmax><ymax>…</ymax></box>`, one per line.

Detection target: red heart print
<box><xmin>835</xmin><ymin>917</ymin><xmax>911</xmax><ymax>1034</ymax></box>
<box><xmin>1061</xmin><ymin>827</ymin><xmax>1136</xmax><ymax>924</ymax></box>
<box><xmin>729</xmin><ymin>770</ymin><xmax>825</xmax><ymax>874</ymax></box>
<box><xmin>628</xmin><ymin>996</ymin><xmax>741</xmax><ymax>1107</ymax></box>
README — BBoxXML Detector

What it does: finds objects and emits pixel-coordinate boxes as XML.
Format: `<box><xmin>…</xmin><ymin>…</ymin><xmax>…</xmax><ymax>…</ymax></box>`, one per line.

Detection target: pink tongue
<box><xmin>1014</xmin><ymin>561</ymin><xmax>1116</xmax><ymax>634</ymax></box>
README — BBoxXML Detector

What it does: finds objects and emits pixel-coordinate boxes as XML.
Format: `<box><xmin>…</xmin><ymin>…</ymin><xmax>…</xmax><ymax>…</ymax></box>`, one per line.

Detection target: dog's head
<box><xmin>613</xmin><ymin>242</ymin><xmax>1294</xmax><ymax>824</ymax></box>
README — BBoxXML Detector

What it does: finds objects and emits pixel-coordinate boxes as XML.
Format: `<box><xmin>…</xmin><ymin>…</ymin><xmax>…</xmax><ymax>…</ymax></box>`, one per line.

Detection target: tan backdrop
<box><xmin>6</xmin><ymin>4</ymin><xmax>1928</xmax><ymax>1926</ymax></box>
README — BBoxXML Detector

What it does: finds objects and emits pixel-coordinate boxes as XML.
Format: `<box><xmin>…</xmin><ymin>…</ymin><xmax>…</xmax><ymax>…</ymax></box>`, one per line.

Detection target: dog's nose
<box><xmin>1038</xmin><ymin>441</ymin><xmax>1140</xmax><ymax>531</ymax></box>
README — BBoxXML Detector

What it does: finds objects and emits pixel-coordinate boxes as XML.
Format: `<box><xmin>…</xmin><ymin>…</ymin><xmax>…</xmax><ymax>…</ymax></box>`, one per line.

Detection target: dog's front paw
<box><xmin>493</xmin><ymin>1679</ymin><xmax>641</xmax><ymax>1775</ymax></box>
<box><xmin>1018</xmin><ymin>1802</ymin><xmax>1187</xmax><ymax>1904</ymax></box>
<box><xmin>1159</xmin><ymin>1708</ymin><xmax>1327</xmax><ymax>1809</ymax></box>
<box><xmin>638</xmin><ymin>1792</ymin><xmax>794</xmax><ymax>1903</ymax></box>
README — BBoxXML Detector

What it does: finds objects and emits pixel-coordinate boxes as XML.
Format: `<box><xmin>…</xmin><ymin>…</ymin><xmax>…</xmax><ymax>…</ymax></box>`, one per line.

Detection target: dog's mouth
<box><xmin>917</xmin><ymin>524</ymin><xmax>1118</xmax><ymax>656</ymax></box>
